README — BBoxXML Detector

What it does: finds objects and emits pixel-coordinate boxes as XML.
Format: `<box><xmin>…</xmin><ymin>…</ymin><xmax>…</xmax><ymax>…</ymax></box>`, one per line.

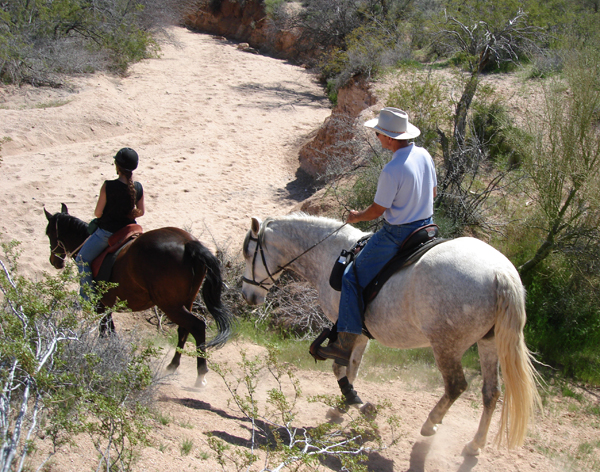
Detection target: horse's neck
<box><xmin>275</xmin><ymin>221</ymin><xmax>360</xmax><ymax>282</ymax></box>
<box><xmin>59</xmin><ymin>216</ymin><xmax>89</xmax><ymax>252</ymax></box>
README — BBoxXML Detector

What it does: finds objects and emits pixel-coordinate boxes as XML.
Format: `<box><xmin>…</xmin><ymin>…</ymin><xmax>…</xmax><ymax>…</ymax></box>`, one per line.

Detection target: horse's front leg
<box><xmin>98</xmin><ymin>306</ymin><xmax>116</xmax><ymax>336</ymax></box>
<box><xmin>328</xmin><ymin>336</ymin><xmax>375</xmax><ymax>418</ymax></box>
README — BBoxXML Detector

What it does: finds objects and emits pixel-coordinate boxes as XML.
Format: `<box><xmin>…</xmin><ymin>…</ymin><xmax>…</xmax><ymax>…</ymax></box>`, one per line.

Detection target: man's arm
<box><xmin>346</xmin><ymin>202</ymin><xmax>386</xmax><ymax>224</ymax></box>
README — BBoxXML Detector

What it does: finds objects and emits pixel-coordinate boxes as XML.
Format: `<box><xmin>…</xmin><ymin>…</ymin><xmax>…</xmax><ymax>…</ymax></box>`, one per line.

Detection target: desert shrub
<box><xmin>0</xmin><ymin>0</ymin><xmax>187</xmax><ymax>85</ymax></box>
<box><xmin>385</xmin><ymin>68</ymin><xmax>449</xmax><ymax>153</ymax></box>
<box><xmin>527</xmin><ymin>50</ymin><xmax>565</xmax><ymax>78</ymax></box>
<box><xmin>214</xmin><ymin>240</ymin><xmax>254</xmax><ymax>322</ymax></box>
<box><xmin>206</xmin><ymin>344</ymin><xmax>400</xmax><ymax>471</ymax></box>
<box><xmin>256</xmin><ymin>272</ymin><xmax>332</xmax><ymax>338</ymax></box>
<box><xmin>471</xmin><ymin>99</ymin><xmax>526</xmax><ymax>167</ymax></box>
<box><xmin>524</xmin><ymin>259</ymin><xmax>600</xmax><ymax>385</ymax></box>
<box><xmin>326</xmin><ymin>144</ymin><xmax>391</xmax><ymax>234</ymax></box>
<box><xmin>264</xmin><ymin>0</ymin><xmax>287</xmax><ymax>16</ymax></box>
<box><xmin>0</xmin><ymin>242</ymin><xmax>159</xmax><ymax>471</ymax></box>
<box><xmin>320</xmin><ymin>24</ymin><xmax>413</xmax><ymax>91</ymax></box>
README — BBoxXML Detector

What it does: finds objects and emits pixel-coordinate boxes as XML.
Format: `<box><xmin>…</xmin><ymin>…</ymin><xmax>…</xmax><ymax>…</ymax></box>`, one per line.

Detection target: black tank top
<box><xmin>97</xmin><ymin>179</ymin><xmax>143</xmax><ymax>233</ymax></box>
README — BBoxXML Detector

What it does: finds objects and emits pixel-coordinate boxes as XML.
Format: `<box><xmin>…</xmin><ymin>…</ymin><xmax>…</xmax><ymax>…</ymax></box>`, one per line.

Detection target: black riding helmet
<box><xmin>114</xmin><ymin>147</ymin><xmax>139</xmax><ymax>171</ymax></box>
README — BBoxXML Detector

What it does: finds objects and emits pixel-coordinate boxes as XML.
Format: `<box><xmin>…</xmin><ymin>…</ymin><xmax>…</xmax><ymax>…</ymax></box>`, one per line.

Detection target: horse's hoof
<box><xmin>420</xmin><ymin>417</ymin><xmax>438</xmax><ymax>436</ymax></box>
<box><xmin>195</xmin><ymin>376</ymin><xmax>207</xmax><ymax>388</ymax></box>
<box><xmin>166</xmin><ymin>363</ymin><xmax>179</xmax><ymax>373</ymax></box>
<box><xmin>326</xmin><ymin>407</ymin><xmax>345</xmax><ymax>423</ymax></box>
<box><xmin>463</xmin><ymin>441</ymin><xmax>481</xmax><ymax>456</ymax></box>
<box><xmin>360</xmin><ymin>402</ymin><xmax>377</xmax><ymax>420</ymax></box>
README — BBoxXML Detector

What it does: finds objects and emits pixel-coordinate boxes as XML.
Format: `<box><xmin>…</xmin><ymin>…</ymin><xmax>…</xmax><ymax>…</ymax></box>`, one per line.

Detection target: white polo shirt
<box><xmin>374</xmin><ymin>143</ymin><xmax>437</xmax><ymax>225</ymax></box>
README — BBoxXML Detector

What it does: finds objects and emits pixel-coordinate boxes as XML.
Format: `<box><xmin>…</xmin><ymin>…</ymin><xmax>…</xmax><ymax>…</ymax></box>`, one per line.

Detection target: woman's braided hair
<box><xmin>116</xmin><ymin>164</ymin><xmax>143</xmax><ymax>219</ymax></box>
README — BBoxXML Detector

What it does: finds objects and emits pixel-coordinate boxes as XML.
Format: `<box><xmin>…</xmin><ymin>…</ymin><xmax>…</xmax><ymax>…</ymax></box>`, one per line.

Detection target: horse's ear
<box><xmin>44</xmin><ymin>207</ymin><xmax>53</xmax><ymax>221</ymax></box>
<box><xmin>61</xmin><ymin>203</ymin><xmax>69</xmax><ymax>214</ymax></box>
<box><xmin>250</xmin><ymin>217</ymin><xmax>261</xmax><ymax>236</ymax></box>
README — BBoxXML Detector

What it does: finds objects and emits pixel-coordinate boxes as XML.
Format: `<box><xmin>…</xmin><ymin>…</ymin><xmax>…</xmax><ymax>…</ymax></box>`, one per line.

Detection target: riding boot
<box><xmin>316</xmin><ymin>332</ymin><xmax>359</xmax><ymax>367</ymax></box>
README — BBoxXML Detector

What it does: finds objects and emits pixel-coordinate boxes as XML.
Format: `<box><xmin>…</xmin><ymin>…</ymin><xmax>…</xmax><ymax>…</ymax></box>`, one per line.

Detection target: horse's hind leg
<box><xmin>464</xmin><ymin>336</ymin><xmax>501</xmax><ymax>456</ymax></box>
<box><xmin>421</xmin><ymin>351</ymin><xmax>468</xmax><ymax>436</ymax></box>
<box><xmin>188</xmin><ymin>316</ymin><xmax>208</xmax><ymax>388</ymax></box>
<box><xmin>167</xmin><ymin>326</ymin><xmax>190</xmax><ymax>372</ymax></box>
<box><xmin>164</xmin><ymin>306</ymin><xmax>208</xmax><ymax>388</ymax></box>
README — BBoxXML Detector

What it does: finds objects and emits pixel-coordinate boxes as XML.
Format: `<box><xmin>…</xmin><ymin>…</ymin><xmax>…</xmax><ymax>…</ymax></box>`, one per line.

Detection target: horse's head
<box><xmin>44</xmin><ymin>203</ymin><xmax>70</xmax><ymax>269</ymax></box>
<box><xmin>241</xmin><ymin>217</ymin><xmax>284</xmax><ymax>305</ymax></box>
<box><xmin>44</xmin><ymin>203</ymin><xmax>88</xmax><ymax>269</ymax></box>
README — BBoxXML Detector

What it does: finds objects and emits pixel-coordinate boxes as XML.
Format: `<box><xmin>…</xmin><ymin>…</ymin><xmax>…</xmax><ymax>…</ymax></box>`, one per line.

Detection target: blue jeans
<box><xmin>76</xmin><ymin>228</ymin><xmax>112</xmax><ymax>300</ymax></box>
<box><xmin>337</xmin><ymin>217</ymin><xmax>432</xmax><ymax>334</ymax></box>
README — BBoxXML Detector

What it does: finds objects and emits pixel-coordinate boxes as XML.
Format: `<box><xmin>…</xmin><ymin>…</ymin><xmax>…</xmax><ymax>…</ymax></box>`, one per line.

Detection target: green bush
<box><xmin>471</xmin><ymin>98</ymin><xmax>525</xmax><ymax>167</ymax></box>
<box><xmin>206</xmin><ymin>344</ymin><xmax>400</xmax><ymax>471</ymax></box>
<box><xmin>320</xmin><ymin>24</ymin><xmax>413</xmax><ymax>92</ymax></box>
<box><xmin>385</xmin><ymin>69</ymin><xmax>449</xmax><ymax>153</ymax></box>
<box><xmin>524</xmin><ymin>261</ymin><xmax>600</xmax><ymax>385</ymax></box>
<box><xmin>0</xmin><ymin>242</ymin><xmax>159</xmax><ymax>471</ymax></box>
<box><xmin>0</xmin><ymin>0</ymin><xmax>179</xmax><ymax>85</ymax></box>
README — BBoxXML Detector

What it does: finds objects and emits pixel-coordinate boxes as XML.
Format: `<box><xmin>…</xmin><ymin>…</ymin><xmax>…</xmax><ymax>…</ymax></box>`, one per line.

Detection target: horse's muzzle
<box><xmin>49</xmin><ymin>254</ymin><xmax>65</xmax><ymax>269</ymax></box>
<box><xmin>241</xmin><ymin>285</ymin><xmax>264</xmax><ymax>306</ymax></box>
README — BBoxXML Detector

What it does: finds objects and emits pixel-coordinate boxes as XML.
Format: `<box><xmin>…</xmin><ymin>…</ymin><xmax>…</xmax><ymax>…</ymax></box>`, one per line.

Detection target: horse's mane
<box><xmin>282</xmin><ymin>212</ymin><xmax>344</xmax><ymax>227</ymax></box>
<box><xmin>47</xmin><ymin>211</ymin><xmax>89</xmax><ymax>241</ymax></box>
<box><xmin>243</xmin><ymin>212</ymin><xmax>354</xmax><ymax>254</ymax></box>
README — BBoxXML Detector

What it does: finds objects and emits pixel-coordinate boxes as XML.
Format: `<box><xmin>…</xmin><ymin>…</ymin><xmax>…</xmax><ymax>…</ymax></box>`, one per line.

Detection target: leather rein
<box><xmin>242</xmin><ymin>222</ymin><xmax>347</xmax><ymax>291</ymax></box>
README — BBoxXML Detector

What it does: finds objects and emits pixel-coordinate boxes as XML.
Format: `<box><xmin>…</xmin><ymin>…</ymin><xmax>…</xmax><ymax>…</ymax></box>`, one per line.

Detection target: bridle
<box><xmin>242</xmin><ymin>222</ymin><xmax>347</xmax><ymax>291</ymax></box>
<box><xmin>50</xmin><ymin>218</ymin><xmax>86</xmax><ymax>262</ymax></box>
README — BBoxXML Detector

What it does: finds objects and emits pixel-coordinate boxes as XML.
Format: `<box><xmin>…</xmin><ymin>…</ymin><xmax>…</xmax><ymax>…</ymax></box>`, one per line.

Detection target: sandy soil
<box><xmin>0</xmin><ymin>27</ymin><xmax>328</xmax><ymax>279</ymax></box>
<box><xmin>1</xmin><ymin>26</ymin><xmax>598</xmax><ymax>472</ymax></box>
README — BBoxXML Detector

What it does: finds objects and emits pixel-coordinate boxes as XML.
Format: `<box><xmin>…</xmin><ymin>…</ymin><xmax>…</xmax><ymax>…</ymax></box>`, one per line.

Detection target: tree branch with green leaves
<box><xmin>518</xmin><ymin>48</ymin><xmax>600</xmax><ymax>278</ymax></box>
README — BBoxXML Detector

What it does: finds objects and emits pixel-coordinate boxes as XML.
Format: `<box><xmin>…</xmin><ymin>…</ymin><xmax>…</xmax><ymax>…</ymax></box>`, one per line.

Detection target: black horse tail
<box><xmin>184</xmin><ymin>241</ymin><xmax>234</xmax><ymax>349</ymax></box>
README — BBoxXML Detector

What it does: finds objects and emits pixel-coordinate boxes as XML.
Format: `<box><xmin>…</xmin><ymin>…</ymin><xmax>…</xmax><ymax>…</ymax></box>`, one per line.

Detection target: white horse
<box><xmin>241</xmin><ymin>213</ymin><xmax>541</xmax><ymax>455</ymax></box>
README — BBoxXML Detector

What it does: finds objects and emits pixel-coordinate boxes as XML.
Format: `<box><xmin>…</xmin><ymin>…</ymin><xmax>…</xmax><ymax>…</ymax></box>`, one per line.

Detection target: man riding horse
<box><xmin>317</xmin><ymin>108</ymin><xmax>437</xmax><ymax>366</ymax></box>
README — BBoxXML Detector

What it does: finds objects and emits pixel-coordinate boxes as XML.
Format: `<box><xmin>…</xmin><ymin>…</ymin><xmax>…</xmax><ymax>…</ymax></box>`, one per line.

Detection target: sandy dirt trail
<box><xmin>0</xmin><ymin>26</ymin><xmax>329</xmax><ymax>279</ymax></box>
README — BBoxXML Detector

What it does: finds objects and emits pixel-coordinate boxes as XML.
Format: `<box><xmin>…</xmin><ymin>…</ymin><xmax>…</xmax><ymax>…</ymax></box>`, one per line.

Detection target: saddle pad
<box><xmin>94</xmin><ymin>241</ymin><xmax>133</xmax><ymax>283</ymax></box>
<box><xmin>91</xmin><ymin>224</ymin><xmax>143</xmax><ymax>278</ymax></box>
<box><xmin>362</xmin><ymin>237</ymin><xmax>447</xmax><ymax>304</ymax></box>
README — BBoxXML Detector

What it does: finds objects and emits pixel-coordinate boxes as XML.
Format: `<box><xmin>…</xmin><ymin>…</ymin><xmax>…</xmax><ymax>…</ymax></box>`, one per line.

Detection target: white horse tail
<box><xmin>493</xmin><ymin>269</ymin><xmax>542</xmax><ymax>449</ymax></box>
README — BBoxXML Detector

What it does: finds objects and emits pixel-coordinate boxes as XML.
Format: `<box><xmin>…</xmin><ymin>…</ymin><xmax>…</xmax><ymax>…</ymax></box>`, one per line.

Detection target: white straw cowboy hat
<box><xmin>364</xmin><ymin>107</ymin><xmax>421</xmax><ymax>140</ymax></box>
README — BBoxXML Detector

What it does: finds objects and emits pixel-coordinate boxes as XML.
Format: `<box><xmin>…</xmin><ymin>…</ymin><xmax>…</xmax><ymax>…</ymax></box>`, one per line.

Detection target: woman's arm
<box><xmin>136</xmin><ymin>194</ymin><xmax>145</xmax><ymax>217</ymax></box>
<box><xmin>94</xmin><ymin>182</ymin><xmax>107</xmax><ymax>218</ymax></box>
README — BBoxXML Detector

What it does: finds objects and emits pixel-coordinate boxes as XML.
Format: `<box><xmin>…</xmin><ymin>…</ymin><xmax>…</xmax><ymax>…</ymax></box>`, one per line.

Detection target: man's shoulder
<box><xmin>409</xmin><ymin>143</ymin><xmax>430</xmax><ymax>154</ymax></box>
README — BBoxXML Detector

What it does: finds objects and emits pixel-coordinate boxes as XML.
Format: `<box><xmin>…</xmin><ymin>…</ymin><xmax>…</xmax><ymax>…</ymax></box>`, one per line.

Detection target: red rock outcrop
<box><xmin>185</xmin><ymin>2</ymin><xmax>378</xmax><ymax>179</ymax></box>
<box><xmin>298</xmin><ymin>75</ymin><xmax>376</xmax><ymax>177</ymax></box>
<box><xmin>184</xmin><ymin>0</ymin><xmax>305</xmax><ymax>61</ymax></box>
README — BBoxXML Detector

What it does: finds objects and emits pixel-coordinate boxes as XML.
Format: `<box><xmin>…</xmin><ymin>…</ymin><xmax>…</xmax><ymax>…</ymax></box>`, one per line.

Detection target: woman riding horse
<box><xmin>76</xmin><ymin>147</ymin><xmax>145</xmax><ymax>301</ymax></box>
<box><xmin>45</xmin><ymin>205</ymin><xmax>234</xmax><ymax>387</ymax></box>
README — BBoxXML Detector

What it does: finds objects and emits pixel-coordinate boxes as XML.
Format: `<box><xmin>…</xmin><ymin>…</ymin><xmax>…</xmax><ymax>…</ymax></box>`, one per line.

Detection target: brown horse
<box><xmin>44</xmin><ymin>204</ymin><xmax>234</xmax><ymax>387</ymax></box>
